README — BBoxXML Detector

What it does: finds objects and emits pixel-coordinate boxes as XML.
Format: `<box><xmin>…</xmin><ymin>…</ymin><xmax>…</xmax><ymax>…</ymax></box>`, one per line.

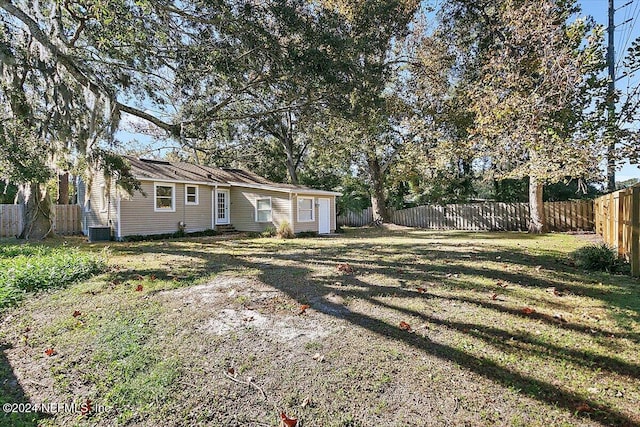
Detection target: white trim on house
<box><xmin>185</xmin><ymin>184</ymin><xmax>199</xmax><ymax>205</ymax></box>
<box><xmin>297</xmin><ymin>197</ymin><xmax>315</xmax><ymax>222</ymax></box>
<box><xmin>255</xmin><ymin>196</ymin><xmax>272</xmax><ymax>223</ymax></box>
<box><xmin>116</xmin><ymin>195</ymin><xmax>122</xmax><ymax>240</ymax></box>
<box><xmin>289</xmin><ymin>193</ymin><xmax>294</xmax><ymax>233</ymax></box>
<box><xmin>100</xmin><ymin>184</ymin><xmax>108</xmax><ymax>212</ymax></box>
<box><xmin>154</xmin><ymin>182</ymin><xmax>176</xmax><ymax>212</ymax></box>
<box><xmin>228</xmin><ymin>181</ymin><xmax>342</xmax><ymax>196</ymax></box>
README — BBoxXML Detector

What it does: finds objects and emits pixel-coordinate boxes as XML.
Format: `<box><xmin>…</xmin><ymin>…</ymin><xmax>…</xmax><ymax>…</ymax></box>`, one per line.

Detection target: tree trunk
<box><xmin>528</xmin><ymin>175</ymin><xmax>546</xmax><ymax>234</ymax></box>
<box><xmin>17</xmin><ymin>183</ymin><xmax>53</xmax><ymax>240</ymax></box>
<box><xmin>282</xmin><ymin>135</ymin><xmax>299</xmax><ymax>185</ymax></box>
<box><xmin>367</xmin><ymin>155</ymin><xmax>388</xmax><ymax>224</ymax></box>
<box><xmin>57</xmin><ymin>171</ymin><xmax>69</xmax><ymax>204</ymax></box>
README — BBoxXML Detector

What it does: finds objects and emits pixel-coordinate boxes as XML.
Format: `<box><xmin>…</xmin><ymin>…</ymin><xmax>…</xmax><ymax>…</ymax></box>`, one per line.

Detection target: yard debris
<box><xmin>312</xmin><ymin>352</ymin><xmax>325</xmax><ymax>362</ymax></box>
<box><xmin>553</xmin><ymin>313</ymin><xmax>568</xmax><ymax>323</ymax></box>
<box><xmin>135</xmin><ymin>284</ymin><xmax>143</xmax><ymax>292</ymax></box>
<box><xmin>301</xmin><ymin>396</ymin><xmax>312</xmax><ymax>407</ymax></box>
<box><xmin>223</xmin><ymin>369</ymin><xmax>267</xmax><ymax>400</ymax></box>
<box><xmin>298</xmin><ymin>304</ymin><xmax>311</xmax><ymax>315</ymax></box>
<box><xmin>521</xmin><ymin>307</ymin><xmax>535</xmax><ymax>315</ymax></box>
<box><xmin>547</xmin><ymin>287</ymin><xmax>565</xmax><ymax>297</ymax></box>
<box><xmin>399</xmin><ymin>321</ymin><xmax>412</xmax><ymax>332</ymax></box>
<box><xmin>280</xmin><ymin>412</ymin><xmax>298</xmax><ymax>427</ymax></box>
<box><xmin>535</xmin><ymin>265</ymin><xmax>542</xmax><ymax>271</ymax></box>
<box><xmin>491</xmin><ymin>293</ymin><xmax>499</xmax><ymax>300</ymax></box>
<box><xmin>72</xmin><ymin>310</ymin><xmax>82</xmax><ymax>318</ymax></box>
<box><xmin>575</xmin><ymin>403</ymin><xmax>592</xmax><ymax>413</ymax></box>
<box><xmin>44</xmin><ymin>348</ymin><xmax>56</xmax><ymax>357</ymax></box>
<box><xmin>337</xmin><ymin>263</ymin><xmax>354</xmax><ymax>274</ymax></box>
<box><xmin>496</xmin><ymin>281</ymin><xmax>507</xmax><ymax>288</ymax></box>
<box><xmin>416</xmin><ymin>287</ymin><xmax>427</xmax><ymax>294</ymax></box>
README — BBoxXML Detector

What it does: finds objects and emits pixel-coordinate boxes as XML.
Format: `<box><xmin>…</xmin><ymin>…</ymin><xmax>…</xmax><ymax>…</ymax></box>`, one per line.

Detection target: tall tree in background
<box><xmin>441</xmin><ymin>0</ymin><xmax>605</xmax><ymax>233</ymax></box>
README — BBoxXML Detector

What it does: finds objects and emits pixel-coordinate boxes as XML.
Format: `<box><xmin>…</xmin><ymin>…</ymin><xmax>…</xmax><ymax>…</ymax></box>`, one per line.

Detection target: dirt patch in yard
<box><xmin>160</xmin><ymin>276</ymin><xmax>340</xmax><ymax>344</ymax></box>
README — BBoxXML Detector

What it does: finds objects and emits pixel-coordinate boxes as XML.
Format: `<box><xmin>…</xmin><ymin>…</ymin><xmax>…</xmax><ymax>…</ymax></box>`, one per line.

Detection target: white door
<box><xmin>215</xmin><ymin>189</ymin><xmax>230</xmax><ymax>224</ymax></box>
<box><xmin>318</xmin><ymin>198</ymin><xmax>331</xmax><ymax>234</ymax></box>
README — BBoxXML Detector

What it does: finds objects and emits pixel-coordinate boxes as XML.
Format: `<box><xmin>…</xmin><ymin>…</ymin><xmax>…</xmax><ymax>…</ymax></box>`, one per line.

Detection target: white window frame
<box><xmin>100</xmin><ymin>184</ymin><xmax>108</xmax><ymax>212</ymax></box>
<box><xmin>297</xmin><ymin>197</ymin><xmax>315</xmax><ymax>222</ymax></box>
<box><xmin>154</xmin><ymin>182</ymin><xmax>176</xmax><ymax>212</ymax></box>
<box><xmin>185</xmin><ymin>184</ymin><xmax>199</xmax><ymax>206</ymax></box>
<box><xmin>255</xmin><ymin>197</ymin><xmax>272</xmax><ymax>223</ymax></box>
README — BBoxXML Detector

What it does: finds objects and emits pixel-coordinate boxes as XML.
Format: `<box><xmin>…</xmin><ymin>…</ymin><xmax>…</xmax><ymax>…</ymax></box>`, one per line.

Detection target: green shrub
<box><xmin>571</xmin><ymin>244</ymin><xmax>625</xmax><ymax>272</ymax></box>
<box><xmin>0</xmin><ymin>245</ymin><xmax>106</xmax><ymax>308</ymax></box>
<box><xmin>261</xmin><ymin>226</ymin><xmax>277</xmax><ymax>238</ymax></box>
<box><xmin>276</xmin><ymin>221</ymin><xmax>294</xmax><ymax>239</ymax></box>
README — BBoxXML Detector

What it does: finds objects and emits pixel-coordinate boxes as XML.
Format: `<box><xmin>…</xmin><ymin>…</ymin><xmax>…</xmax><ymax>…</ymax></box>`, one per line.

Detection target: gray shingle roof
<box><xmin>124</xmin><ymin>156</ymin><xmax>317</xmax><ymax>191</ymax></box>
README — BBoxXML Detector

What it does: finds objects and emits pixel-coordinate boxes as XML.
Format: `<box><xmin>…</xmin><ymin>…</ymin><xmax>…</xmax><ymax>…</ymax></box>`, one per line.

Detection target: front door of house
<box><xmin>215</xmin><ymin>189</ymin><xmax>230</xmax><ymax>225</ymax></box>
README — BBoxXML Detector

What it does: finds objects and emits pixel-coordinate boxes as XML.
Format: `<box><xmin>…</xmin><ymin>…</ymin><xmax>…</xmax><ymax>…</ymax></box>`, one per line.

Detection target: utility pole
<box><xmin>607</xmin><ymin>0</ymin><xmax>617</xmax><ymax>192</ymax></box>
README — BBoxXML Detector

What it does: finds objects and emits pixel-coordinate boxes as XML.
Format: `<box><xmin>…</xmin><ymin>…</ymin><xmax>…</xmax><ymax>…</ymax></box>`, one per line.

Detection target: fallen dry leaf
<box><xmin>416</xmin><ymin>287</ymin><xmax>427</xmax><ymax>294</ymax></box>
<box><xmin>135</xmin><ymin>284</ymin><xmax>143</xmax><ymax>292</ymax></box>
<box><xmin>44</xmin><ymin>348</ymin><xmax>56</xmax><ymax>357</ymax></box>
<box><xmin>491</xmin><ymin>293</ymin><xmax>498</xmax><ymax>300</ymax></box>
<box><xmin>301</xmin><ymin>396</ymin><xmax>311</xmax><ymax>407</ymax></box>
<box><xmin>298</xmin><ymin>304</ymin><xmax>310</xmax><ymax>315</ymax></box>
<box><xmin>150</xmin><ymin>274</ymin><xmax>157</xmax><ymax>281</ymax></box>
<box><xmin>280</xmin><ymin>412</ymin><xmax>298</xmax><ymax>427</ymax></box>
<box><xmin>336</xmin><ymin>263</ymin><xmax>353</xmax><ymax>274</ymax></box>
<box><xmin>227</xmin><ymin>367</ymin><xmax>235</xmax><ymax>376</ymax></box>
<box><xmin>72</xmin><ymin>310</ymin><xmax>82</xmax><ymax>318</ymax></box>
<box><xmin>81</xmin><ymin>399</ymin><xmax>92</xmax><ymax>416</ymax></box>
<box><xmin>521</xmin><ymin>307</ymin><xmax>535</xmax><ymax>315</ymax></box>
<box><xmin>399</xmin><ymin>321</ymin><xmax>412</xmax><ymax>332</ymax></box>
<box><xmin>575</xmin><ymin>403</ymin><xmax>592</xmax><ymax>413</ymax></box>
<box><xmin>312</xmin><ymin>353</ymin><xmax>325</xmax><ymax>362</ymax></box>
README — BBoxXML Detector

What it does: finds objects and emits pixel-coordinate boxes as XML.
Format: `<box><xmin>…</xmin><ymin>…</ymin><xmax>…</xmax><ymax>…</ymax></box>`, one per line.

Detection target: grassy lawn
<box><xmin>0</xmin><ymin>227</ymin><xmax>638</xmax><ymax>426</ymax></box>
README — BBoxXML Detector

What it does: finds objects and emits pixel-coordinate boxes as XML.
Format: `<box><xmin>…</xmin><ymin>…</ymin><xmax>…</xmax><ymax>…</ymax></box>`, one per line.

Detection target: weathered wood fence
<box><xmin>338</xmin><ymin>200</ymin><xmax>594</xmax><ymax>232</ymax></box>
<box><xmin>594</xmin><ymin>186</ymin><xmax>640</xmax><ymax>276</ymax></box>
<box><xmin>0</xmin><ymin>204</ymin><xmax>82</xmax><ymax>238</ymax></box>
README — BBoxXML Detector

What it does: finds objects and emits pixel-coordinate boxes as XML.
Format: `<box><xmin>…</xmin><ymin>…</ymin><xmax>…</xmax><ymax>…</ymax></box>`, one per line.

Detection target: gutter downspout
<box><xmin>213</xmin><ymin>184</ymin><xmax>218</xmax><ymax>230</ymax></box>
<box><xmin>116</xmin><ymin>195</ymin><xmax>121</xmax><ymax>241</ymax></box>
<box><xmin>289</xmin><ymin>192</ymin><xmax>294</xmax><ymax>233</ymax></box>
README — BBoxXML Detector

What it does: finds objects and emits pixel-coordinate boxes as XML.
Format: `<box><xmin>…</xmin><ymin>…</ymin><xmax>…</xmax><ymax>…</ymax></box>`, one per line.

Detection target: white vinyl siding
<box><xmin>297</xmin><ymin>197</ymin><xmax>314</xmax><ymax>222</ymax></box>
<box><xmin>154</xmin><ymin>183</ymin><xmax>176</xmax><ymax>212</ymax></box>
<box><xmin>185</xmin><ymin>185</ymin><xmax>199</xmax><ymax>205</ymax></box>
<box><xmin>256</xmin><ymin>198</ymin><xmax>272</xmax><ymax>222</ymax></box>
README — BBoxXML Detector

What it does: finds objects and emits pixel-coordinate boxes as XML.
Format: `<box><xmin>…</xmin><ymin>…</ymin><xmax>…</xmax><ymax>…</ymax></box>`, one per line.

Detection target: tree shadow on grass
<box><xmin>0</xmin><ymin>345</ymin><xmax>49</xmax><ymax>427</ymax></box>
<box><xmin>105</xmin><ymin>231</ymin><xmax>640</xmax><ymax>425</ymax></box>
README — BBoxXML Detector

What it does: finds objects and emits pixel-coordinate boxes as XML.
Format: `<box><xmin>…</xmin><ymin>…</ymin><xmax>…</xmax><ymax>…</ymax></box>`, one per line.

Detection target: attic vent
<box><xmin>139</xmin><ymin>158</ymin><xmax>171</xmax><ymax>165</ymax></box>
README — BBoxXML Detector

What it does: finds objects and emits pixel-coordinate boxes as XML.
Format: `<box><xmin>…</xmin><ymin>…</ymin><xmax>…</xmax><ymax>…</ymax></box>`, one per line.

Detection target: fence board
<box><xmin>0</xmin><ymin>204</ymin><xmax>82</xmax><ymax>237</ymax></box>
<box><xmin>337</xmin><ymin>200</ymin><xmax>594</xmax><ymax>233</ymax></box>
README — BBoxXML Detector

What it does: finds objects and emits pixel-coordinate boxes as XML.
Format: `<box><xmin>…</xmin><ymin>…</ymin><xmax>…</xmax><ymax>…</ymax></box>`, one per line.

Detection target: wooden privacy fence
<box><xmin>594</xmin><ymin>186</ymin><xmax>640</xmax><ymax>276</ymax></box>
<box><xmin>0</xmin><ymin>204</ymin><xmax>82</xmax><ymax>237</ymax></box>
<box><xmin>0</xmin><ymin>205</ymin><xmax>24</xmax><ymax>238</ymax></box>
<box><xmin>338</xmin><ymin>200</ymin><xmax>594</xmax><ymax>232</ymax></box>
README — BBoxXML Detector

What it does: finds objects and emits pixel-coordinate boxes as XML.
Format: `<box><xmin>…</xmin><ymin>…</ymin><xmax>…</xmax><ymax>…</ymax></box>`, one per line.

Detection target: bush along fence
<box><xmin>0</xmin><ymin>204</ymin><xmax>82</xmax><ymax>238</ymax></box>
<box><xmin>594</xmin><ymin>185</ymin><xmax>640</xmax><ymax>276</ymax></box>
<box><xmin>337</xmin><ymin>200</ymin><xmax>594</xmax><ymax>232</ymax></box>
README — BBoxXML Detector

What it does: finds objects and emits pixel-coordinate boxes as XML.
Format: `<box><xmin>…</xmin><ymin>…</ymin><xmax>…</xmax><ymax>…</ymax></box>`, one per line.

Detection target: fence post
<box><xmin>632</xmin><ymin>187</ymin><xmax>640</xmax><ymax>277</ymax></box>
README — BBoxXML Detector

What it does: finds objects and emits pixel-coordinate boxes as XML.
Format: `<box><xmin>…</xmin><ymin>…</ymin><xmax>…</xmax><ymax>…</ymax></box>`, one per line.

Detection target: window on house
<box><xmin>256</xmin><ymin>198</ymin><xmax>272</xmax><ymax>222</ymax></box>
<box><xmin>155</xmin><ymin>184</ymin><xmax>175</xmax><ymax>212</ymax></box>
<box><xmin>100</xmin><ymin>185</ymin><xmax>108</xmax><ymax>212</ymax></box>
<box><xmin>185</xmin><ymin>185</ymin><xmax>198</xmax><ymax>205</ymax></box>
<box><xmin>298</xmin><ymin>197</ymin><xmax>314</xmax><ymax>222</ymax></box>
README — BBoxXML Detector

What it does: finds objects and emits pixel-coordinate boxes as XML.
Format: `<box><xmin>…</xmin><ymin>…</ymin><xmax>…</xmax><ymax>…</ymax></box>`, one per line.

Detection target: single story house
<box><xmin>79</xmin><ymin>156</ymin><xmax>341</xmax><ymax>240</ymax></box>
